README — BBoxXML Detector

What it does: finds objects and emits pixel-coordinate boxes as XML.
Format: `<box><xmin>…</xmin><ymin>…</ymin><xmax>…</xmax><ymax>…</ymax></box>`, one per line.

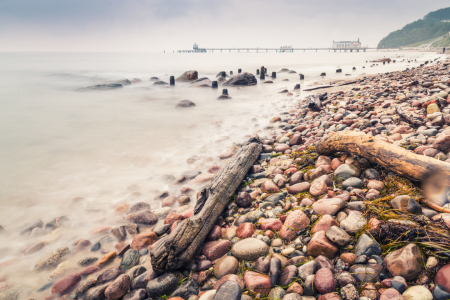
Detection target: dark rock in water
<box><xmin>223</xmin><ymin>72</ymin><xmax>257</xmax><ymax>86</ymax></box>
<box><xmin>97</xmin><ymin>266</ymin><xmax>124</xmax><ymax>284</ymax></box>
<box><xmin>20</xmin><ymin>219</ymin><xmax>43</xmax><ymax>235</ymax></box>
<box><xmin>288</xmin><ymin>70</ymin><xmax>297</xmax><ymax>73</ymax></box>
<box><xmin>176</xmin><ymin>100</ymin><xmax>196</xmax><ymax>107</ymax></box>
<box><xmin>84</xmin><ymin>284</ymin><xmax>110</xmax><ymax>300</ymax></box>
<box><xmin>213</xmin><ymin>280</ymin><xmax>242</xmax><ymax>300</ymax></box>
<box><xmin>299</xmin><ymin>74</ymin><xmax>305</xmax><ymax>80</ymax></box>
<box><xmin>91</xmin><ymin>241</ymin><xmax>101</xmax><ymax>252</ymax></box>
<box><xmin>78</xmin><ymin>83</ymin><xmax>123</xmax><ymax>91</ymax></box>
<box><xmin>125</xmin><ymin>210</ymin><xmax>158</xmax><ymax>225</ymax></box>
<box><xmin>75</xmin><ymin>279</ymin><xmax>97</xmax><ymax>296</ymax></box>
<box><xmin>34</xmin><ymin>246</ymin><xmax>70</xmax><ymax>271</ymax></box>
<box><xmin>153</xmin><ymin>80</ymin><xmax>168</xmax><ymax>85</ymax></box>
<box><xmin>0</xmin><ymin>286</ymin><xmax>33</xmax><ymax>300</ymax></box>
<box><xmin>131</xmin><ymin>78</ymin><xmax>142</xmax><ymax>83</ymax></box>
<box><xmin>176</xmin><ymin>70</ymin><xmax>198</xmax><ymax>82</ymax></box>
<box><xmin>123</xmin><ymin>289</ymin><xmax>146</xmax><ymax>300</ymax></box>
<box><xmin>45</xmin><ymin>216</ymin><xmax>69</xmax><ymax>232</ymax></box>
<box><xmin>149</xmin><ymin>77</ymin><xmax>159</xmax><ymax>81</ymax></box>
<box><xmin>121</xmin><ymin>249</ymin><xmax>140</xmax><ymax>270</ymax></box>
<box><xmin>145</xmin><ymin>273</ymin><xmax>177</xmax><ymax>299</ymax></box>
<box><xmin>112</xmin><ymin>79</ymin><xmax>131</xmax><ymax>85</ymax></box>
<box><xmin>218</xmin><ymin>95</ymin><xmax>232</xmax><ymax>100</ymax></box>
<box><xmin>171</xmin><ymin>278</ymin><xmax>199</xmax><ymax>299</ymax></box>
<box><xmin>320</xmin><ymin>73</ymin><xmax>326</xmax><ymax>76</ymax></box>
<box><xmin>37</xmin><ymin>281</ymin><xmax>55</xmax><ymax>293</ymax></box>
<box><xmin>112</xmin><ymin>226</ymin><xmax>127</xmax><ymax>241</ymax></box>
<box><xmin>127</xmin><ymin>202</ymin><xmax>151</xmax><ymax>215</ymax></box>
<box><xmin>105</xmin><ymin>274</ymin><xmax>131</xmax><ymax>300</ymax></box>
<box><xmin>78</xmin><ymin>257</ymin><xmax>98</xmax><ymax>266</ymax></box>
<box><xmin>131</xmin><ymin>270</ymin><xmax>156</xmax><ymax>290</ymax></box>
<box><xmin>190</xmin><ymin>77</ymin><xmax>212</xmax><ymax>87</ymax></box>
<box><xmin>269</xmin><ymin>258</ymin><xmax>281</xmax><ymax>287</ymax></box>
<box><xmin>294</xmin><ymin>84</ymin><xmax>301</xmax><ymax>90</ymax></box>
<box><xmin>182</xmin><ymin>170</ymin><xmax>201</xmax><ymax>179</ymax></box>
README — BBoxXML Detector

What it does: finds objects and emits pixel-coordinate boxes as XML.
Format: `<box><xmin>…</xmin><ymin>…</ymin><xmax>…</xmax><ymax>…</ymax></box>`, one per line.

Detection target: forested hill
<box><xmin>378</xmin><ymin>6</ymin><xmax>450</xmax><ymax>48</ymax></box>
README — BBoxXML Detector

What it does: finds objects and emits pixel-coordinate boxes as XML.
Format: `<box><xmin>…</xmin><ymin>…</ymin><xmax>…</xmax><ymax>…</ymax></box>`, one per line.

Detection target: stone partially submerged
<box><xmin>176</xmin><ymin>100</ymin><xmax>196</xmax><ymax>108</ymax></box>
<box><xmin>176</xmin><ymin>70</ymin><xmax>198</xmax><ymax>82</ymax></box>
<box><xmin>223</xmin><ymin>72</ymin><xmax>257</xmax><ymax>86</ymax></box>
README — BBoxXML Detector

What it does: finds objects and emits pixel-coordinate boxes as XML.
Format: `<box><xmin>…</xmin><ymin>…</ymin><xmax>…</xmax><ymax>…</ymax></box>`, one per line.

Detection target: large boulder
<box><xmin>223</xmin><ymin>72</ymin><xmax>257</xmax><ymax>86</ymax></box>
<box><xmin>190</xmin><ymin>77</ymin><xmax>212</xmax><ymax>87</ymax></box>
<box><xmin>176</xmin><ymin>70</ymin><xmax>198</xmax><ymax>82</ymax></box>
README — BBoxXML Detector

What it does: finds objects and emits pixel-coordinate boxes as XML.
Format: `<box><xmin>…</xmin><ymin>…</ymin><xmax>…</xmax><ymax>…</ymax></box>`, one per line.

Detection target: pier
<box><xmin>175</xmin><ymin>47</ymin><xmax>384</xmax><ymax>53</ymax></box>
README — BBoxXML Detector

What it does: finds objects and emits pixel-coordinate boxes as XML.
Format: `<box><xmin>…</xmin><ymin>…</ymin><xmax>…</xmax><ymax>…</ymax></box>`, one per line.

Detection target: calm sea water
<box><xmin>0</xmin><ymin>51</ymin><xmax>439</xmax><ymax>287</ymax></box>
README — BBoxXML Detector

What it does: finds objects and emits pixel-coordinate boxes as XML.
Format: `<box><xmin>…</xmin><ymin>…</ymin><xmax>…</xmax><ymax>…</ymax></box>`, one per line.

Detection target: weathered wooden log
<box><xmin>395</xmin><ymin>106</ymin><xmax>424</xmax><ymax>127</ymax></box>
<box><xmin>303</xmin><ymin>85</ymin><xmax>333</xmax><ymax>92</ymax></box>
<box><xmin>307</xmin><ymin>95</ymin><xmax>321</xmax><ymax>111</ymax></box>
<box><xmin>316</xmin><ymin>131</ymin><xmax>450</xmax><ymax>182</ymax></box>
<box><xmin>150</xmin><ymin>136</ymin><xmax>263</xmax><ymax>272</ymax></box>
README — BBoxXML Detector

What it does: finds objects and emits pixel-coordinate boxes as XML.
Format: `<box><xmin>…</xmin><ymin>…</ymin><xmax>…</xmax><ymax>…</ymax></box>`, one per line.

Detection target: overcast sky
<box><xmin>0</xmin><ymin>0</ymin><xmax>448</xmax><ymax>52</ymax></box>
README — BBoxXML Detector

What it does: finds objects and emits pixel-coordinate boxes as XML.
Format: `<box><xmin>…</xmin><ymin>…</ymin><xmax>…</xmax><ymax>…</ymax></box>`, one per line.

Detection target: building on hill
<box><xmin>332</xmin><ymin>39</ymin><xmax>362</xmax><ymax>49</ymax></box>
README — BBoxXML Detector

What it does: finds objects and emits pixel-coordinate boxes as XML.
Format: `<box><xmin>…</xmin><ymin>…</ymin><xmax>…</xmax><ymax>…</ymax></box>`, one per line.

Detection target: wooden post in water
<box><xmin>260</xmin><ymin>66</ymin><xmax>265</xmax><ymax>80</ymax></box>
<box><xmin>238</xmin><ymin>69</ymin><xmax>242</xmax><ymax>73</ymax></box>
<box><xmin>271</xmin><ymin>72</ymin><xmax>276</xmax><ymax>79</ymax></box>
<box><xmin>256</xmin><ymin>69</ymin><xmax>260</xmax><ymax>75</ymax></box>
<box><xmin>299</xmin><ymin>74</ymin><xmax>305</xmax><ymax>80</ymax></box>
<box><xmin>230</xmin><ymin>71</ymin><xmax>233</xmax><ymax>75</ymax></box>
<box><xmin>222</xmin><ymin>89</ymin><xmax>228</xmax><ymax>96</ymax></box>
<box><xmin>170</xmin><ymin>76</ymin><xmax>175</xmax><ymax>86</ymax></box>
<box><xmin>220</xmin><ymin>71</ymin><xmax>226</xmax><ymax>78</ymax></box>
<box><xmin>212</xmin><ymin>81</ymin><xmax>218</xmax><ymax>89</ymax></box>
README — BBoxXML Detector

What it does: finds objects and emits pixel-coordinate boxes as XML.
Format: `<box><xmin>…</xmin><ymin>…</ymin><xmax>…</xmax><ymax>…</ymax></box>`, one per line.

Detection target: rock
<box><xmin>52</xmin><ymin>273</ymin><xmax>81</xmax><ymax>295</ymax></box>
<box><xmin>341</xmin><ymin>284</ymin><xmax>359</xmax><ymax>300</ymax></box>
<box><xmin>435</xmin><ymin>264</ymin><xmax>450</xmax><ymax>293</ymax></box>
<box><xmin>78</xmin><ymin>257</ymin><xmax>98</xmax><ymax>266</ymax></box>
<box><xmin>336</xmin><ymin>272</ymin><xmax>357</xmax><ymax>287</ymax></box>
<box><xmin>19</xmin><ymin>219</ymin><xmax>44</xmax><ymax>235</ymax></box>
<box><xmin>236</xmin><ymin>223</ymin><xmax>255</xmax><ymax>239</ymax></box>
<box><xmin>342</xmin><ymin>177</ymin><xmax>364</xmax><ymax>189</ymax></box>
<box><xmin>97</xmin><ymin>251</ymin><xmax>117</xmax><ymax>266</ymax></box>
<box><xmin>191</xmin><ymin>77</ymin><xmax>212</xmax><ymax>87</ymax></box>
<box><xmin>105</xmin><ymin>274</ymin><xmax>131</xmax><ymax>300</ymax></box>
<box><xmin>223</xmin><ymin>72</ymin><xmax>257</xmax><ymax>86</ymax></box>
<box><xmin>402</xmin><ymin>286</ymin><xmax>432</xmax><ymax>300</ymax></box>
<box><xmin>314</xmin><ymin>268</ymin><xmax>335</xmax><ymax>294</ymax></box>
<box><xmin>80</xmin><ymin>265</ymin><xmax>101</xmax><ymax>276</ymax></box>
<box><xmin>131</xmin><ymin>271</ymin><xmax>156</xmax><ymax>290</ymax></box>
<box><xmin>288</xmin><ymin>182</ymin><xmax>311</xmax><ymax>194</ymax></box>
<box><xmin>391</xmin><ymin>195</ymin><xmax>422</xmax><ymax>214</ymax></box>
<box><xmin>289</xmin><ymin>135</ymin><xmax>303</xmax><ymax>146</ymax></box>
<box><xmin>176</xmin><ymin>70</ymin><xmax>198</xmax><ymax>82</ymax></box>
<box><xmin>74</xmin><ymin>279</ymin><xmax>97</xmax><ymax>296</ymax></box>
<box><xmin>334</xmin><ymin>164</ymin><xmax>360</xmax><ymax>180</ymax></box>
<box><xmin>79</xmin><ymin>83</ymin><xmax>123</xmax><ymax>91</ymax></box>
<box><xmin>235</xmin><ymin>192</ymin><xmax>252</xmax><ymax>207</ymax></box>
<box><xmin>303</xmin><ymin>275</ymin><xmax>316</xmax><ymax>296</ymax></box>
<box><xmin>171</xmin><ymin>279</ymin><xmax>199</xmax><ymax>299</ymax></box>
<box><xmin>310</xmin><ymin>180</ymin><xmax>328</xmax><ymax>196</ymax></box>
<box><xmin>312</xmin><ymin>198</ymin><xmax>346</xmax><ymax>216</ymax></box>
<box><xmin>34</xmin><ymin>247</ymin><xmax>70</xmax><ymax>271</ymax></box>
<box><xmin>131</xmin><ymin>230</ymin><xmax>158</xmax><ymax>251</ymax></box>
<box><xmin>126</xmin><ymin>266</ymin><xmax>147</xmax><ymax>281</ymax></box>
<box><xmin>84</xmin><ymin>284</ymin><xmax>110</xmax><ymax>300</ymax></box>
<box><xmin>121</xmin><ymin>249</ymin><xmax>139</xmax><ymax>270</ymax></box>
<box><xmin>255</xmin><ymin>257</ymin><xmax>270</xmax><ymax>274</ymax></box>
<box><xmin>380</xmin><ymin>288</ymin><xmax>404</xmax><ymax>300</ymax></box>
<box><xmin>427</xmin><ymin>103</ymin><xmax>440</xmax><ymax>114</ymax></box>
<box><xmin>326</xmin><ymin>225</ymin><xmax>351</xmax><ymax>247</ymax></box>
<box><xmin>269</xmin><ymin>258</ymin><xmax>281</xmax><ymax>287</ymax></box>
<box><xmin>243</xmin><ymin>271</ymin><xmax>271</xmax><ymax>294</ymax></box>
<box><xmin>125</xmin><ymin>211</ymin><xmax>158</xmax><ymax>225</ymax></box>
<box><xmin>261</xmin><ymin>181</ymin><xmax>280</xmax><ymax>193</ymax></box>
<box><xmin>307</xmin><ymin>231</ymin><xmax>338</xmax><ymax>259</ymax></box>
<box><xmin>203</xmin><ymin>240</ymin><xmax>232</xmax><ymax>260</ymax></box>
<box><xmin>146</xmin><ymin>273</ymin><xmax>177</xmax><ymax>299</ymax></box>
<box><xmin>213</xmin><ymin>274</ymin><xmax>245</xmax><ymax>291</ymax></box>
<box><xmin>312</xmin><ymin>215</ymin><xmax>339</xmax><ymax>234</ymax></box>
<box><xmin>383</xmin><ymin>244</ymin><xmax>423</xmax><ymax>281</ymax></box>
<box><xmin>268</xmin><ymin>287</ymin><xmax>286</xmax><ymax>300</ymax></box>
<box><xmin>349</xmin><ymin>264</ymin><xmax>383</xmax><ymax>283</ymax></box>
<box><xmin>127</xmin><ymin>202</ymin><xmax>151</xmax><ymax>215</ymax></box>
<box><xmin>214</xmin><ymin>256</ymin><xmax>239</xmax><ymax>279</ymax></box>
<box><xmin>97</xmin><ymin>266</ymin><xmax>124</xmax><ymax>284</ymax></box>
<box><xmin>279</xmin><ymin>265</ymin><xmax>298</xmax><ymax>286</ymax></box>
<box><xmin>340</xmin><ymin>253</ymin><xmax>357</xmax><ymax>265</ymax></box>
<box><xmin>123</xmin><ymin>289</ymin><xmax>147</xmax><ymax>300</ymax></box>
<box><xmin>176</xmin><ymin>100</ymin><xmax>196</xmax><ymax>107</ymax></box>
<box><xmin>340</xmin><ymin>211</ymin><xmax>367</xmax><ymax>234</ymax></box>
<box><xmin>260</xmin><ymin>219</ymin><xmax>282</xmax><ymax>231</ymax></box>
<box><xmin>290</xmin><ymin>172</ymin><xmax>304</xmax><ymax>184</ymax></box>
<box><xmin>213</xmin><ymin>280</ymin><xmax>242</xmax><ymax>300</ymax></box>
<box><xmin>354</xmin><ymin>233</ymin><xmax>381</xmax><ymax>257</ymax></box>
<box><xmin>279</xmin><ymin>210</ymin><xmax>310</xmax><ymax>241</ymax></box>
<box><xmin>286</xmin><ymin>282</ymin><xmax>303</xmax><ymax>294</ymax></box>
<box><xmin>231</xmin><ymin>238</ymin><xmax>269</xmax><ymax>261</ymax></box>
<box><xmin>434</xmin><ymin>284</ymin><xmax>450</xmax><ymax>300</ymax></box>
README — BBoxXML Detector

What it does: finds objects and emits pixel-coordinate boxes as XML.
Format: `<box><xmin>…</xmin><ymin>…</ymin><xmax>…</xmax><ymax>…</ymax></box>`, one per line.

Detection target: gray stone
<box><xmin>298</xmin><ymin>260</ymin><xmax>318</xmax><ymax>280</ymax></box>
<box><xmin>146</xmin><ymin>273</ymin><xmax>177</xmax><ymax>299</ymax></box>
<box><xmin>364</xmin><ymin>169</ymin><xmax>379</xmax><ymax>179</ymax></box>
<box><xmin>354</xmin><ymin>234</ymin><xmax>381</xmax><ymax>257</ymax></box>
<box><xmin>326</xmin><ymin>226</ymin><xmax>351</xmax><ymax>247</ymax></box>
<box><xmin>268</xmin><ymin>287</ymin><xmax>286</xmax><ymax>300</ymax></box>
<box><xmin>231</xmin><ymin>238</ymin><xmax>269</xmax><ymax>261</ymax></box>
<box><xmin>213</xmin><ymin>280</ymin><xmax>242</xmax><ymax>300</ymax></box>
<box><xmin>341</xmin><ymin>283</ymin><xmax>359</xmax><ymax>300</ymax></box>
<box><xmin>391</xmin><ymin>195</ymin><xmax>422</xmax><ymax>214</ymax></box>
<box><xmin>334</xmin><ymin>164</ymin><xmax>361</xmax><ymax>180</ymax></box>
<box><xmin>342</xmin><ymin>177</ymin><xmax>364</xmax><ymax>189</ymax></box>
<box><xmin>283</xmin><ymin>294</ymin><xmax>302</xmax><ymax>300</ymax></box>
<box><xmin>349</xmin><ymin>264</ymin><xmax>383</xmax><ymax>283</ymax></box>
<box><xmin>340</xmin><ymin>211</ymin><xmax>367</xmax><ymax>234</ymax></box>
<box><xmin>171</xmin><ymin>278</ymin><xmax>199</xmax><ymax>300</ymax></box>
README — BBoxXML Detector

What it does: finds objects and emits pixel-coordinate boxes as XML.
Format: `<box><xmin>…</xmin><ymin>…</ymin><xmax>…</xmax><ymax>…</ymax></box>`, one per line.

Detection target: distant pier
<box><xmin>174</xmin><ymin>47</ymin><xmax>385</xmax><ymax>53</ymax></box>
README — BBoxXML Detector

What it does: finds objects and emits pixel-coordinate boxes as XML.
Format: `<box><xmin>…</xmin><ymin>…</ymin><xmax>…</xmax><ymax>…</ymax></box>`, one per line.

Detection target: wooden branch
<box><xmin>316</xmin><ymin>131</ymin><xmax>450</xmax><ymax>182</ymax></box>
<box><xmin>395</xmin><ymin>106</ymin><xmax>424</xmax><ymax>127</ymax></box>
<box><xmin>337</xmin><ymin>81</ymin><xmax>358</xmax><ymax>86</ymax></box>
<box><xmin>303</xmin><ymin>85</ymin><xmax>333</xmax><ymax>92</ymax></box>
<box><xmin>307</xmin><ymin>95</ymin><xmax>321</xmax><ymax>111</ymax></box>
<box><xmin>150</xmin><ymin>136</ymin><xmax>263</xmax><ymax>272</ymax></box>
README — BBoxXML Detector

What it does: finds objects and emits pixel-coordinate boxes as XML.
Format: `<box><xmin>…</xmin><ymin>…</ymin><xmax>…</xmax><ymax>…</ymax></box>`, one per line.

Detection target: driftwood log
<box><xmin>316</xmin><ymin>131</ymin><xmax>450</xmax><ymax>182</ymax></box>
<box><xmin>303</xmin><ymin>85</ymin><xmax>333</xmax><ymax>92</ymax></box>
<box><xmin>395</xmin><ymin>105</ymin><xmax>424</xmax><ymax>127</ymax></box>
<box><xmin>316</xmin><ymin>131</ymin><xmax>450</xmax><ymax>211</ymax></box>
<box><xmin>150</xmin><ymin>136</ymin><xmax>262</xmax><ymax>272</ymax></box>
<box><xmin>307</xmin><ymin>95</ymin><xmax>321</xmax><ymax>111</ymax></box>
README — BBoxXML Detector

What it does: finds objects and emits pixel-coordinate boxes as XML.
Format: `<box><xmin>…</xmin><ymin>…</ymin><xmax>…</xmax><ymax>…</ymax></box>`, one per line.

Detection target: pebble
<box><xmin>231</xmin><ymin>238</ymin><xmax>269</xmax><ymax>261</ymax></box>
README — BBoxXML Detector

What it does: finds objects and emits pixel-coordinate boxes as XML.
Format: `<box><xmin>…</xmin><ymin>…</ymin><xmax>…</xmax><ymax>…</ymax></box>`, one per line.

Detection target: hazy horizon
<box><xmin>1</xmin><ymin>0</ymin><xmax>449</xmax><ymax>52</ymax></box>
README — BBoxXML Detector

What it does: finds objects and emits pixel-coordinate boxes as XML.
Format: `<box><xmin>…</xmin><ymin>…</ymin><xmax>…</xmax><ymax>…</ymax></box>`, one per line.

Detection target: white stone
<box><xmin>426</xmin><ymin>256</ymin><xmax>438</xmax><ymax>269</ymax></box>
<box><xmin>199</xmin><ymin>290</ymin><xmax>217</xmax><ymax>300</ymax></box>
<box><xmin>402</xmin><ymin>286</ymin><xmax>433</xmax><ymax>300</ymax></box>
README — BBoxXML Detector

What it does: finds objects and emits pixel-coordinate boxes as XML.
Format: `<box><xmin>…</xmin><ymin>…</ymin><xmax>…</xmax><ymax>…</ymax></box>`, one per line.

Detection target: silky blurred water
<box><xmin>0</xmin><ymin>50</ymin><xmax>439</xmax><ymax>287</ymax></box>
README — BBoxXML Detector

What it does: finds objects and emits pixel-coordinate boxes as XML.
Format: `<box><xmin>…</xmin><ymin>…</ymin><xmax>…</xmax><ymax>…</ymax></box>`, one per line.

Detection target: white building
<box><xmin>332</xmin><ymin>38</ymin><xmax>362</xmax><ymax>49</ymax></box>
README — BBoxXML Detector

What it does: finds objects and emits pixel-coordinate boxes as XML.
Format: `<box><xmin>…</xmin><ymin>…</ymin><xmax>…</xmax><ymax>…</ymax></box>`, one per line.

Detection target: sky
<box><xmin>0</xmin><ymin>0</ymin><xmax>449</xmax><ymax>52</ymax></box>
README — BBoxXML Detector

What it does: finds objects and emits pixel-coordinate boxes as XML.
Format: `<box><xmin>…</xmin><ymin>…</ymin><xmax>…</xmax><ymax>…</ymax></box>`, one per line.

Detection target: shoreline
<box><xmin>1</xmin><ymin>50</ymin><xmax>450</xmax><ymax>300</ymax></box>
